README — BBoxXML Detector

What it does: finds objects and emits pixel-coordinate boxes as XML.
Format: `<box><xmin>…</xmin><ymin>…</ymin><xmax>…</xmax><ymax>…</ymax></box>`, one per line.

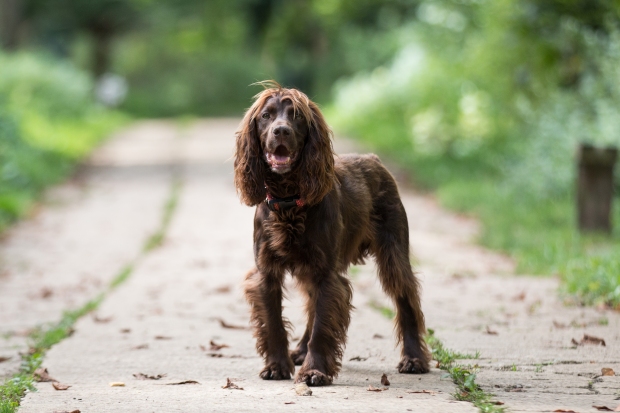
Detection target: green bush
<box><xmin>329</xmin><ymin>1</ymin><xmax>620</xmax><ymax>308</ymax></box>
<box><xmin>0</xmin><ymin>52</ymin><xmax>125</xmax><ymax>231</ymax></box>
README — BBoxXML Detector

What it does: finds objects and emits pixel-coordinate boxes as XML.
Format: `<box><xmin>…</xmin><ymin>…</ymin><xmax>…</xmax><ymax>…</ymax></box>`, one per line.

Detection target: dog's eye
<box><xmin>295</xmin><ymin>112</ymin><xmax>304</xmax><ymax>120</ymax></box>
<box><xmin>261</xmin><ymin>112</ymin><xmax>270</xmax><ymax>120</ymax></box>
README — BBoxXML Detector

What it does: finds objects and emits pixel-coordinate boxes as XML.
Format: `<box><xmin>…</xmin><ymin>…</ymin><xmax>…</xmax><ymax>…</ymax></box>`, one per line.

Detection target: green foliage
<box><xmin>0</xmin><ymin>51</ymin><xmax>125</xmax><ymax>232</ymax></box>
<box><xmin>330</xmin><ymin>0</ymin><xmax>620</xmax><ymax>307</ymax></box>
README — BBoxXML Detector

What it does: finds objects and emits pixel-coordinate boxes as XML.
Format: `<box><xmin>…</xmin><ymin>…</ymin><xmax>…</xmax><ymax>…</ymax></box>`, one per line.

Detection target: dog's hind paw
<box><xmin>260</xmin><ymin>362</ymin><xmax>293</xmax><ymax>380</ymax></box>
<box><xmin>398</xmin><ymin>356</ymin><xmax>430</xmax><ymax>374</ymax></box>
<box><xmin>289</xmin><ymin>348</ymin><xmax>307</xmax><ymax>366</ymax></box>
<box><xmin>295</xmin><ymin>369</ymin><xmax>332</xmax><ymax>386</ymax></box>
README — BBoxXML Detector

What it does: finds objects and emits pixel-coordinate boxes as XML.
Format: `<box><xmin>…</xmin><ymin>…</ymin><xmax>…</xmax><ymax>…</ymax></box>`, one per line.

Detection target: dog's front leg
<box><xmin>244</xmin><ymin>268</ymin><xmax>294</xmax><ymax>380</ymax></box>
<box><xmin>295</xmin><ymin>272</ymin><xmax>353</xmax><ymax>386</ymax></box>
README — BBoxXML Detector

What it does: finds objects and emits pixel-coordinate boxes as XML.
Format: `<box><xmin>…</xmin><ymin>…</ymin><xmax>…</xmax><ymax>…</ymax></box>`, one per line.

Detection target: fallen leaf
<box><xmin>373</xmin><ymin>334</ymin><xmax>384</xmax><ymax>339</ymax></box>
<box><xmin>553</xmin><ymin>410</ymin><xmax>578</xmax><ymax>413</ymax></box>
<box><xmin>34</xmin><ymin>368</ymin><xmax>56</xmax><ymax>382</ymax></box>
<box><xmin>349</xmin><ymin>356</ymin><xmax>368</xmax><ymax>361</ymax></box>
<box><xmin>553</xmin><ymin>321</ymin><xmax>567</xmax><ymax>329</ymax></box>
<box><xmin>295</xmin><ymin>383</ymin><xmax>312</xmax><ymax>396</ymax></box>
<box><xmin>214</xmin><ymin>318</ymin><xmax>248</xmax><ymax>330</ymax></box>
<box><xmin>485</xmin><ymin>326</ymin><xmax>498</xmax><ymax>335</ymax></box>
<box><xmin>213</xmin><ymin>285</ymin><xmax>231</xmax><ymax>294</ymax></box>
<box><xmin>154</xmin><ymin>335</ymin><xmax>172</xmax><ymax>340</ymax></box>
<box><xmin>601</xmin><ymin>368</ymin><xmax>615</xmax><ymax>376</ymax></box>
<box><xmin>505</xmin><ymin>384</ymin><xmax>525</xmax><ymax>392</ymax></box>
<box><xmin>207</xmin><ymin>353</ymin><xmax>223</xmax><ymax>358</ymax></box>
<box><xmin>166</xmin><ymin>380</ymin><xmax>200</xmax><ymax>385</ymax></box>
<box><xmin>381</xmin><ymin>373</ymin><xmax>390</xmax><ymax>386</ymax></box>
<box><xmin>52</xmin><ymin>382</ymin><xmax>71</xmax><ymax>391</ymax></box>
<box><xmin>0</xmin><ymin>356</ymin><xmax>11</xmax><ymax>363</ymax></box>
<box><xmin>109</xmin><ymin>382</ymin><xmax>125</xmax><ymax>387</ymax></box>
<box><xmin>367</xmin><ymin>385</ymin><xmax>388</xmax><ymax>392</ymax></box>
<box><xmin>593</xmin><ymin>406</ymin><xmax>613</xmax><ymax>411</ymax></box>
<box><xmin>512</xmin><ymin>292</ymin><xmax>526</xmax><ymax>301</ymax></box>
<box><xmin>491</xmin><ymin>401</ymin><xmax>505</xmax><ymax>405</ymax></box>
<box><xmin>133</xmin><ymin>373</ymin><xmax>166</xmax><ymax>380</ymax></box>
<box><xmin>40</xmin><ymin>288</ymin><xmax>53</xmax><ymax>299</ymax></box>
<box><xmin>120</xmin><ymin>328</ymin><xmax>131</xmax><ymax>334</ymax></box>
<box><xmin>132</xmin><ymin>344</ymin><xmax>149</xmax><ymax>350</ymax></box>
<box><xmin>52</xmin><ymin>410</ymin><xmax>80</xmax><ymax>413</ymax></box>
<box><xmin>209</xmin><ymin>340</ymin><xmax>230</xmax><ymax>351</ymax></box>
<box><xmin>572</xmin><ymin>334</ymin><xmax>606</xmax><ymax>347</ymax></box>
<box><xmin>221</xmin><ymin>378</ymin><xmax>243</xmax><ymax>390</ymax></box>
<box><xmin>93</xmin><ymin>315</ymin><xmax>112</xmax><ymax>323</ymax></box>
<box><xmin>284</xmin><ymin>401</ymin><xmax>295</xmax><ymax>404</ymax></box>
<box><xmin>407</xmin><ymin>390</ymin><xmax>437</xmax><ymax>395</ymax></box>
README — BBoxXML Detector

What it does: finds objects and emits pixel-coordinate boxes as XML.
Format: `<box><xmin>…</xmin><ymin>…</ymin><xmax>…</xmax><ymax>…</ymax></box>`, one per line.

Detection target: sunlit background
<box><xmin>1</xmin><ymin>0</ymin><xmax>619</xmax><ymax>306</ymax></box>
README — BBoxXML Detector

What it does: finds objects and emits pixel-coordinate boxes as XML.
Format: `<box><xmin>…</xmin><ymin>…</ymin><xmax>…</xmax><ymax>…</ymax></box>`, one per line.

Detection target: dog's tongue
<box><xmin>272</xmin><ymin>154</ymin><xmax>290</xmax><ymax>164</ymax></box>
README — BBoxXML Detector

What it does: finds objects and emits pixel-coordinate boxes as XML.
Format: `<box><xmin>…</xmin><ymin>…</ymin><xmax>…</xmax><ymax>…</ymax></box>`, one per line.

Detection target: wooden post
<box><xmin>577</xmin><ymin>144</ymin><xmax>618</xmax><ymax>233</ymax></box>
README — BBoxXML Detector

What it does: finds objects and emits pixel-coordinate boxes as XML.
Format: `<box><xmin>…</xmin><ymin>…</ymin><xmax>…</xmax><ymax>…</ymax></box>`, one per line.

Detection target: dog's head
<box><xmin>234</xmin><ymin>81</ymin><xmax>335</xmax><ymax>206</ymax></box>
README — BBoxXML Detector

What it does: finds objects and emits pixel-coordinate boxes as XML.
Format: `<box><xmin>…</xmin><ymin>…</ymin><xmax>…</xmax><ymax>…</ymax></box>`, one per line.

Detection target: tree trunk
<box><xmin>577</xmin><ymin>144</ymin><xmax>618</xmax><ymax>233</ymax></box>
<box><xmin>0</xmin><ymin>0</ymin><xmax>22</xmax><ymax>50</ymax></box>
<box><xmin>92</xmin><ymin>30</ymin><xmax>112</xmax><ymax>78</ymax></box>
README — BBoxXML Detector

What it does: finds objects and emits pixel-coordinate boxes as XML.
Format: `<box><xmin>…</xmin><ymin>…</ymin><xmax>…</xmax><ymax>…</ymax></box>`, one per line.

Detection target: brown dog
<box><xmin>234</xmin><ymin>82</ymin><xmax>430</xmax><ymax>386</ymax></box>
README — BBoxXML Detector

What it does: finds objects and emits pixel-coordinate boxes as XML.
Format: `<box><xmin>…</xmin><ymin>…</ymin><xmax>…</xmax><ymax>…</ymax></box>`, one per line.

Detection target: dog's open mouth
<box><xmin>266</xmin><ymin>145</ymin><xmax>296</xmax><ymax>172</ymax></box>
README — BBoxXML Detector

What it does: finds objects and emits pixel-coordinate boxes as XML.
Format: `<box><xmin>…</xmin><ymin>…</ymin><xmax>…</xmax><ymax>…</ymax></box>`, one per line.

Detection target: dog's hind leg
<box><xmin>244</xmin><ymin>268</ymin><xmax>294</xmax><ymax>380</ymax></box>
<box><xmin>372</xmin><ymin>199</ymin><xmax>431</xmax><ymax>374</ymax></box>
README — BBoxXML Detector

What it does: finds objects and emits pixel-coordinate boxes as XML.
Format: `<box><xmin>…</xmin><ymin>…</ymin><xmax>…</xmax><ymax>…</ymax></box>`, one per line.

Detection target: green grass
<box><xmin>425</xmin><ymin>330</ymin><xmax>504</xmax><ymax>413</ymax></box>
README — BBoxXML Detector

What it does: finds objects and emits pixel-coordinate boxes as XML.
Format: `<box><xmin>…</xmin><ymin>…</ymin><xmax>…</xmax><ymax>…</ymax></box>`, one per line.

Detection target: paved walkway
<box><xmin>0</xmin><ymin>120</ymin><xmax>618</xmax><ymax>412</ymax></box>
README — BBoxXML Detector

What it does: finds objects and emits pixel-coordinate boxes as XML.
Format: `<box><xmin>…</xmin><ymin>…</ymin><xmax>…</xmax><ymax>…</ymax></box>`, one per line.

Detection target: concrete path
<box><xmin>1</xmin><ymin>119</ymin><xmax>618</xmax><ymax>413</ymax></box>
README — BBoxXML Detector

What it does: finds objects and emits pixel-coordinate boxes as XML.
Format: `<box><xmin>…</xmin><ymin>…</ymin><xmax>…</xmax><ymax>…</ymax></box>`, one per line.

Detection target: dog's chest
<box><xmin>263</xmin><ymin>209</ymin><xmax>307</xmax><ymax>258</ymax></box>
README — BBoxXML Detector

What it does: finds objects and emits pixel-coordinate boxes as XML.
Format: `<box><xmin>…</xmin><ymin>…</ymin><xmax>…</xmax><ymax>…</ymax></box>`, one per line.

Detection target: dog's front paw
<box><xmin>260</xmin><ymin>361</ymin><xmax>293</xmax><ymax>380</ymax></box>
<box><xmin>295</xmin><ymin>368</ymin><xmax>332</xmax><ymax>386</ymax></box>
<box><xmin>289</xmin><ymin>348</ymin><xmax>307</xmax><ymax>366</ymax></box>
<box><xmin>397</xmin><ymin>356</ymin><xmax>430</xmax><ymax>374</ymax></box>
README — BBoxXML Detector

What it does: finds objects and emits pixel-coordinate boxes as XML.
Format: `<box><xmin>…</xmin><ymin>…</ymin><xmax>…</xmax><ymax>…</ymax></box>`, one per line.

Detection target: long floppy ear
<box><xmin>234</xmin><ymin>101</ymin><xmax>267</xmax><ymax>206</ymax></box>
<box><xmin>297</xmin><ymin>101</ymin><xmax>336</xmax><ymax>205</ymax></box>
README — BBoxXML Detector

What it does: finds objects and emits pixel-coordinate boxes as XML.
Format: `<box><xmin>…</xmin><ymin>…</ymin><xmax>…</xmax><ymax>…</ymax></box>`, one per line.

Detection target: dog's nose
<box><xmin>273</xmin><ymin>125</ymin><xmax>292</xmax><ymax>137</ymax></box>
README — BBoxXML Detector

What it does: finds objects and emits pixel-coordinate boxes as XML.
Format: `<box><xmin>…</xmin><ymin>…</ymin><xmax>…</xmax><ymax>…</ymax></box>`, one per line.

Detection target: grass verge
<box><xmin>425</xmin><ymin>330</ymin><xmax>504</xmax><ymax>413</ymax></box>
<box><xmin>0</xmin><ymin>175</ymin><xmax>182</xmax><ymax>412</ymax></box>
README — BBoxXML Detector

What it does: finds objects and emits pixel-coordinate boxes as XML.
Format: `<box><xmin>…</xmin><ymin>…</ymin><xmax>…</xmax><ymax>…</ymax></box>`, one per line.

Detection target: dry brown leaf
<box><xmin>572</xmin><ymin>334</ymin><xmax>606</xmax><ymax>347</ymax></box>
<box><xmin>166</xmin><ymin>380</ymin><xmax>200</xmax><ymax>385</ymax></box>
<box><xmin>349</xmin><ymin>356</ymin><xmax>368</xmax><ymax>361</ymax></box>
<box><xmin>407</xmin><ymin>390</ymin><xmax>438</xmax><ymax>395</ymax></box>
<box><xmin>109</xmin><ymin>382</ymin><xmax>125</xmax><ymax>387</ymax></box>
<box><xmin>154</xmin><ymin>335</ymin><xmax>172</xmax><ymax>340</ymax></box>
<box><xmin>221</xmin><ymin>378</ymin><xmax>243</xmax><ymax>390</ymax></box>
<box><xmin>593</xmin><ymin>406</ymin><xmax>614</xmax><ymax>411</ymax></box>
<box><xmin>34</xmin><ymin>367</ymin><xmax>56</xmax><ymax>382</ymax></box>
<box><xmin>295</xmin><ymin>383</ymin><xmax>312</xmax><ymax>396</ymax></box>
<box><xmin>601</xmin><ymin>368</ymin><xmax>615</xmax><ymax>376</ymax></box>
<box><xmin>0</xmin><ymin>356</ymin><xmax>11</xmax><ymax>363</ymax></box>
<box><xmin>512</xmin><ymin>292</ymin><xmax>526</xmax><ymax>301</ymax></box>
<box><xmin>284</xmin><ymin>402</ymin><xmax>295</xmax><ymax>405</ymax></box>
<box><xmin>213</xmin><ymin>285</ymin><xmax>231</xmax><ymax>294</ymax></box>
<box><xmin>367</xmin><ymin>385</ymin><xmax>388</xmax><ymax>392</ymax></box>
<box><xmin>485</xmin><ymin>326</ymin><xmax>498</xmax><ymax>335</ymax></box>
<box><xmin>120</xmin><ymin>328</ymin><xmax>131</xmax><ymax>334</ymax></box>
<box><xmin>40</xmin><ymin>288</ymin><xmax>53</xmax><ymax>299</ymax></box>
<box><xmin>373</xmin><ymin>334</ymin><xmax>384</xmax><ymax>339</ymax></box>
<box><xmin>209</xmin><ymin>340</ymin><xmax>230</xmax><ymax>351</ymax></box>
<box><xmin>553</xmin><ymin>410</ymin><xmax>578</xmax><ymax>413</ymax></box>
<box><xmin>131</xmin><ymin>344</ymin><xmax>149</xmax><ymax>350</ymax></box>
<box><xmin>52</xmin><ymin>410</ymin><xmax>80</xmax><ymax>413</ymax></box>
<box><xmin>133</xmin><ymin>373</ymin><xmax>166</xmax><ymax>380</ymax></box>
<box><xmin>52</xmin><ymin>382</ymin><xmax>71</xmax><ymax>391</ymax></box>
<box><xmin>380</xmin><ymin>373</ymin><xmax>390</xmax><ymax>386</ymax></box>
<box><xmin>491</xmin><ymin>401</ymin><xmax>505</xmax><ymax>405</ymax></box>
<box><xmin>215</xmin><ymin>318</ymin><xmax>248</xmax><ymax>330</ymax></box>
<box><xmin>92</xmin><ymin>315</ymin><xmax>112</xmax><ymax>323</ymax></box>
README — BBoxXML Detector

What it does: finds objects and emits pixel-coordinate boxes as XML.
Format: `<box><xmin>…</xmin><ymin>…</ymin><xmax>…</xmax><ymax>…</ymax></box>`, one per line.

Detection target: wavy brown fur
<box><xmin>236</xmin><ymin>82</ymin><xmax>430</xmax><ymax>386</ymax></box>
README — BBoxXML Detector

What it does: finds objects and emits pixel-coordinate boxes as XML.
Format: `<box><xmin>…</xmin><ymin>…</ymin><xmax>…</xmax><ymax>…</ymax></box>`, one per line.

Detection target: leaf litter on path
<box><xmin>34</xmin><ymin>367</ymin><xmax>57</xmax><ymax>382</ymax></box>
<box><xmin>213</xmin><ymin>318</ymin><xmax>249</xmax><ymax>330</ymax></box>
<box><xmin>295</xmin><ymin>383</ymin><xmax>312</xmax><ymax>396</ymax></box>
<box><xmin>166</xmin><ymin>380</ymin><xmax>200</xmax><ymax>385</ymax></box>
<box><xmin>367</xmin><ymin>385</ymin><xmax>388</xmax><ymax>392</ymax></box>
<box><xmin>571</xmin><ymin>334</ymin><xmax>606</xmax><ymax>347</ymax></box>
<box><xmin>109</xmin><ymin>382</ymin><xmax>125</xmax><ymax>387</ymax></box>
<box><xmin>407</xmin><ymin>390</ymin><xmax>438</xmax><ymax>395</ymax></box>
<box><xmin>209</xmin><ymin>340</ymin><xmax>229</xmax><ymax>350</ymax></box>
<box><xmin>52</xmin><ymin>382</ymin><xmax>71</xmax><ymax>390</ymax></box>
<box><xmin>133</xmin><ymin>373</ymin><xmax>166</xmax><ymax>380</ymax></box>
<box><xmin>380</xmin><ymin>373</ymin><xmax>390</xmax><ymax>386</ymax></box>
<box><xmin>222</xmin><ymin>378</ymin><xmax>243</xmax><ymax>390</ymax></box>
<box><xmin>0</xmin><ymin>356</ymin><xmax>11</xmax><ymax>363</ymax></box>
<box><xmin>601</xmin><ymin>367</ymin><xmax>615</xmax><ymax>376</ymax></box>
